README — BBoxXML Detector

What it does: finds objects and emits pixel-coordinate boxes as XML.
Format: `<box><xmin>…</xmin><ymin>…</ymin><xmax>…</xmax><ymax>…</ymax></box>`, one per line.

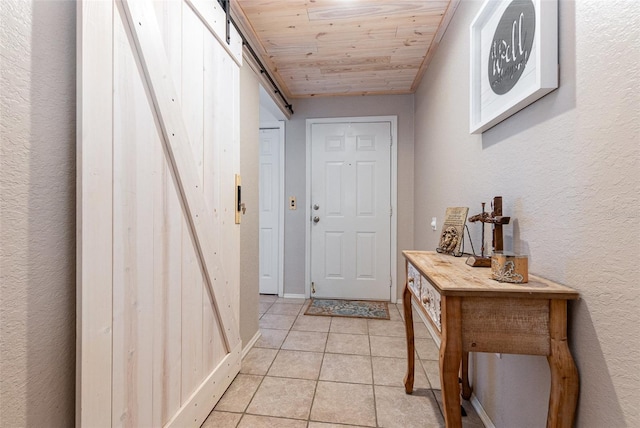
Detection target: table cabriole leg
<box><xmin>403</xmin><ymin>282</ymin><xmax>415</xmax><ymax>394</ymax></box>
<box><xmin>547</xmin><ymin>300</ymin><xmax>579</xmax><ymax>428</ymax></box>
<box><xmin>440</xmin><ymin>296</ymin><xmax>463</xmax><ymax>428</ymax></box>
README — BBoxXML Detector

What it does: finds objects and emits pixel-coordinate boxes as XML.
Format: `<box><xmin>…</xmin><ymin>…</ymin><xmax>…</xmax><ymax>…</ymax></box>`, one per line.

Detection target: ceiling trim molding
<box><xmin>410</xmin><ymin>0</ymin><xmax>462</xmax><ymax>92</ymax></box>
<box><xmin>231</xmin><ymin>2</ymin><xmax>293</xmax><ymax>100</ymax></box>
<box><xmin>242</xmin><ymin>47</ymin><xmax>292</xmax><ymax>120</ymax></box>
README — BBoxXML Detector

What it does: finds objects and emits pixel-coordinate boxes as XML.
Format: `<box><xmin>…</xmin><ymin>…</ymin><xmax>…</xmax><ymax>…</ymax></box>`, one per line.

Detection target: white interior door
<box><xmin>310</xmin><ymin>121</ymin><xmax>392</xmax><ymax>300</ymax></box>
<box><xmin>259</xmin><ymin>127</ymin><xmax>281</xmax><ymax>294</ymax></box>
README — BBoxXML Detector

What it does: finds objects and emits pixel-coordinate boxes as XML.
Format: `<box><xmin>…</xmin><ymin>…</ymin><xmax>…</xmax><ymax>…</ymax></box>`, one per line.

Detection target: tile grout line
<box><xmin>244</xmin><ymin>301</ymin><xmax>292</xmax><ymax>424</ymax></box>
<box><xmin>243</xmin><ymin>305</ymin><xmax>308</xmax><ymax>427</ymax></box>
<box><xmin>235</xmin><ymin>296</ymin><xmax>275</xmax><ymax>426</ymax></box>
<box><xmin>368</xmin><ymin>320</ymin><xmax>380</xmax><ymax>428</ymax></box>
<box><xmin>305</xmin><ymin>315</ymin><xmax>332</xmax><ymax>426</ymax></box>
<box><xmin>222</xmin><ymin>299</ymin><xmax>465</xmax><ymax>427</ymax></box>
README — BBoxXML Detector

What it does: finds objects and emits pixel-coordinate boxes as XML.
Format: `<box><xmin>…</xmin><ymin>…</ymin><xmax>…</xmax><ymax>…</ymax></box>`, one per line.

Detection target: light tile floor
<box><xmin>202</xmin><ymin>295</ymin><xmax>484</xmax><ymax>428</ymax></box>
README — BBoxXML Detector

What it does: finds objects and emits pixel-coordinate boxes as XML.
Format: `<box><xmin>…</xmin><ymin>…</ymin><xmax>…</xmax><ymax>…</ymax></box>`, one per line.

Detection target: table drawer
<box><xmin>408</xmin><ymin>262</ymin><xmax>442</xmax><ymax>332</ymax></box>
<box><xmin>407</xmin><ymin>263</ymin><xmax>422</xmax><ymax>296</ymax></box>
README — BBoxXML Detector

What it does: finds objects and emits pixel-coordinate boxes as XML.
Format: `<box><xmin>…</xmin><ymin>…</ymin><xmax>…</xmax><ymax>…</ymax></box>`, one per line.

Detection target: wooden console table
<box><xmin>402</xmin><ymin>251</ymin><xmax>579</xmax><ymax>428</ymax></box>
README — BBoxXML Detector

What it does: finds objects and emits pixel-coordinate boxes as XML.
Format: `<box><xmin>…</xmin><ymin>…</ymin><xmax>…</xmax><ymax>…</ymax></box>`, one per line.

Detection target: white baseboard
<box><xmin>242</xmin><ymin>330</ymin><xmax>261</xmax><ymax>359</ymax></box>
<box><xmin>283</xmin><ymin>293</ymin><xmax>306</xmax><ymax>299</ymax></box>
<box><xmin>471</xmin><ymin>393</ymin><xmax>495</xmax><ymax>428</ymax></box>
<box><xmin>396</xmin><ymin>298</ymin><xmax>403</xmax><ymax>305</ymax></box>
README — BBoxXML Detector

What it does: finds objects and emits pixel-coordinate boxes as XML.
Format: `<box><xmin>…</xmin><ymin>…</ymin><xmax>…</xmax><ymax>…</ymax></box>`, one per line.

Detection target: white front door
<box><xmin>310</xmin><ymin>121</ymin><xmax>392</xmax><ymax>300</ymax></box>
<box><xmin>259</xmin><ymin>127</ymin><xmax>281</xmax><ymax>294</ymax></box>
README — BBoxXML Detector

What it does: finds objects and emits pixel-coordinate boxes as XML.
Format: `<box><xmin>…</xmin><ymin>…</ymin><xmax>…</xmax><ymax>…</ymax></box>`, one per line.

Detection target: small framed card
<box><xmin>436</xmin><ymin>207</ymin><xmax>469</xmax><ymax>257</ymax></box>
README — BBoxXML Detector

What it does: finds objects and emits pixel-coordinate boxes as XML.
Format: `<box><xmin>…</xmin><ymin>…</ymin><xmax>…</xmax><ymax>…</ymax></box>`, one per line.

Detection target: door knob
<box><xmin>313</xmin><ymin>204</ymin><xmax>320</xmax><ymax>210</ymax></box>
<box><xmin>313</xmin><ymin>216</ymin><xmax>320</xmax><ymax>224</ymax></box>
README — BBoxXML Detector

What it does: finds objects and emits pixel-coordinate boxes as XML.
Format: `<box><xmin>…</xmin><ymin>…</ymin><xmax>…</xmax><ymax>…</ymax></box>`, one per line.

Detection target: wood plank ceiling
<box><xmin>232</xmin><ymin>0</ymin><xmax>459</xmax><ymax>98</ymax></box>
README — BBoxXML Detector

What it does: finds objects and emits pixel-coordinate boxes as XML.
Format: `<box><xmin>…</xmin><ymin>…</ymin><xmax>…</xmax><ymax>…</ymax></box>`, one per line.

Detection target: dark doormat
<box><xmin>304</xmin><ymin>299</ymin><xmax>390</xmax><ymax>320</ymax></box>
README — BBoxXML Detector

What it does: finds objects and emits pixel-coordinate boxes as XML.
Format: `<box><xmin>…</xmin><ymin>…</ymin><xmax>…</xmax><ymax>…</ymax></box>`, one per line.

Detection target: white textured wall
<box><xmin>413</xmin><ymin>0</ymin><xmax>639</xmax><ymax>426</ymax></box>
<box><xmin>1</xmin><ymin>0</ymin><xmax>76</xmax><ymax>426</ymax></box>
<box><xmin>283</xmin><ymin>95</ymin><xmax>414</xmax><ymax>300</ymax></box>
<box><xmin>239</xmin><ymin>62</ymin><xmax>260</xmax><ymax>347</ymax></box>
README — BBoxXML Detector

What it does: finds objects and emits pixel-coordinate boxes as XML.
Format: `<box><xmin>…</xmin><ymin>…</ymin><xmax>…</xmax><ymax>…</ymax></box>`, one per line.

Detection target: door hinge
<box><xmin>390</xmin><ymin>276</ymin><xmax>393</xmax><ymax>287</ymax></box>
<box><xmin>311</xmin><ymin>282</ymin><xmax>316</xmax><ymax>294</ymax></box>
<box><xmin>390</xmin><ymin>206</ymin><xmax>393</xmax><ymax>217</ymax></box>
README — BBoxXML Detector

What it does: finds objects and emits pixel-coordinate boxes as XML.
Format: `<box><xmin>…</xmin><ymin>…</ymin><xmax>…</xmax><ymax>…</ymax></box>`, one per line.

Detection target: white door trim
<box><xmin>305</xmin><ymin>116</ymin><xmax>398</xmax><ymax>302</ymax></box>
<box><xmin>260</xmin><ymin>121</ymin><xmax>285</xmax><ymax>297</ymax></box>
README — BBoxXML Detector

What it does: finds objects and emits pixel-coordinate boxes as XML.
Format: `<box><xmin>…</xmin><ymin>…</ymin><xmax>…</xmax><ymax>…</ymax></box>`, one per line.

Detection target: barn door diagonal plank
<box><xmin>118</xmin><ymin>0</ymin><xmax>240</xmax><ymax>350</ymax></box>
<box><xmin>165</xmin><ymin>341</ymin><xmax>242</xmax><ymax>427</ymax></box>
<box><xmin>185</xmin><ymin>0</ymin><xmax>243</xmax><ymax>65</ymax></box>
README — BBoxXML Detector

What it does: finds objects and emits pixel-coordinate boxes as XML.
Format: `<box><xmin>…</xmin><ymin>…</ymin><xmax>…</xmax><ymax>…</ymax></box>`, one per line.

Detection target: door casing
<box><xmin>305</xmin><ymin>116</ymin><xmax>398</xmax><ymax>302</ymax></box>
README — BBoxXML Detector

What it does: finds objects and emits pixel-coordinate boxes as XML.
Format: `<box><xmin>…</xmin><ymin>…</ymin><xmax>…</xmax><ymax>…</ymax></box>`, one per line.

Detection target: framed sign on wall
<box><xmin>469</xmin><ymin>0</ymin><xmax>558</xmax><ymax>134</ymax></box>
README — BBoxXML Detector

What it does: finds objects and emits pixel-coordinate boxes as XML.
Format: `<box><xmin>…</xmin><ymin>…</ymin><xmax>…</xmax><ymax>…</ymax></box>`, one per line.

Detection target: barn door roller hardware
<box><xmin>216</xmin><ymin>0</ymin><xmax>231</xmax><ymax>44</ymax></box>
<box><xmin>216</xmin><ymin>0</ymin><xmax>293</xmax><ymax>115</ymax></box>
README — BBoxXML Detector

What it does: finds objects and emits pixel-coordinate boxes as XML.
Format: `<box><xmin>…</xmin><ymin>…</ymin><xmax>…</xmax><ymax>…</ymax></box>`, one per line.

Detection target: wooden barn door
<box><xmin>77</xmin><ymin>1</ymin><xmax>243</xmax><ymax>426</ymax></box>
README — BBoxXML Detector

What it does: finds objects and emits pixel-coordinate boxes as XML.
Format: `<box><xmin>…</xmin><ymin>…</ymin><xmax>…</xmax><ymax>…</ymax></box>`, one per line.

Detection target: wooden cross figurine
<box><xmin>466</xmin><ymin>196</ymin><xmax>511</xmax><ymax>267</ymax></box>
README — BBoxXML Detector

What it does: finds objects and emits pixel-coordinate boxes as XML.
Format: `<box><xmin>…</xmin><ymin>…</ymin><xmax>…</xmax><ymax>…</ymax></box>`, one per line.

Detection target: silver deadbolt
<box><xmin>313</xmin><ymin>216</ymin><xmax>320</xmax><ymax>224</ymax></box>
<box><xmin>313</xmin><ymin>204</ymin><xmax>320</xmax><ymax>210</ymax></box>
